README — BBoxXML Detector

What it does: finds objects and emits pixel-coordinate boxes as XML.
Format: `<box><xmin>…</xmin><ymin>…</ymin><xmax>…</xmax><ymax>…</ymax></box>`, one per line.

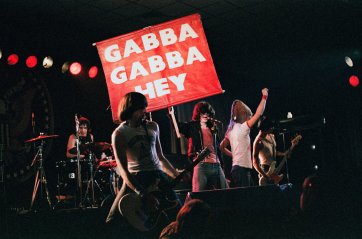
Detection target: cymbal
<box><xmin>68</xmin><ymin>142</ymin><xmax>111</xmax><ymax>155</ymax></box>
<box><xmin>91</xmin><ymin>142</ymin><xmax>112</xmax><ymax>152</ymax></box>
<box><xmin>25</xmin><ymin>134</ymin><xmax>59</xmax><ymax>143</ymax></box>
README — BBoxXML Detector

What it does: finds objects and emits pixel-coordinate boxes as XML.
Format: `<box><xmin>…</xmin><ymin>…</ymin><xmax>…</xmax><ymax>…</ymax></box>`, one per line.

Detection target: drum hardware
<box><xmin>25</xmin><ymin>133</ymin><xmax>58</xmax><ymax>210</ymax></box>
<box><xmin>81</xmin><ymin>153</ymin><xmax>99</xmax><ymax>207</ymax></box>
<box><xmin>68</xmin><ymin>142</ymin><xmax>111</xmax><ymax>155</ymax></box>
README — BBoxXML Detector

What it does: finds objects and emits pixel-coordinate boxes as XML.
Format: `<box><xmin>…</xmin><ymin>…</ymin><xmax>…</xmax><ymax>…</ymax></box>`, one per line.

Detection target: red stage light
<box><xmin>26</xmin><ymin>56</ymin><xmax>38</xmax><ymax>68</ymax></box>
<box><xmin>88</xmin><ymin>66</ymin><xmax>98</xmax><ymax>78</ymax></box>
<box><xmin>349</xmin><ymin>75</ymin><xmax>360</xmax><ymax>87</ymax></box>
<box><xmin>7</xmin><ymin>54</ymin><xmax>19</xmax><ymax>65</ymax></box>
<box><xmin>69</xmin><ymin>62</ymin><xmax>82</xmax><ymax>75</ymax></box>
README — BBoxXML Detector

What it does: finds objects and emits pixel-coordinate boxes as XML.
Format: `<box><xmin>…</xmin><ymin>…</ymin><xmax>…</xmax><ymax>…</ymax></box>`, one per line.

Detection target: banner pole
<box><xmin>168</xmin><ymin>106</ymin><xmax>181</xmax><ymax>138</ymax></box>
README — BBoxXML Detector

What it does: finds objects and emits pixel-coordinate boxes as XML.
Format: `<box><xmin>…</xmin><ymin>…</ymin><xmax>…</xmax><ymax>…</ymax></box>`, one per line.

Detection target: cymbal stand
<box><xmin>30</xmin><ymin>139</ymin><xmax>52</xmax><ymax>210</ymax></box>
<box><xmin>82</xmin><ymin>153</ymin><xmax>96</xmax><ymax>207</ymax></box>
<box><xmin>75</xmin><ymin>115</ymin><xmax>83</xmax><ymax>207</ymax></box>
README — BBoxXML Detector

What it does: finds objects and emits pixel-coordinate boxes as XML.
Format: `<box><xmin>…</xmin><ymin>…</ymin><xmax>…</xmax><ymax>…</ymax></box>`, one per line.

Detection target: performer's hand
<box><xmin>262</xmin><ymin>88</ymin><xmax>269</xmax><ymax>97</ymax></box>
<box><xmin>176</xmin><ymin>169</ymin><xmax>191</xmax><ymax>182</ymax></box>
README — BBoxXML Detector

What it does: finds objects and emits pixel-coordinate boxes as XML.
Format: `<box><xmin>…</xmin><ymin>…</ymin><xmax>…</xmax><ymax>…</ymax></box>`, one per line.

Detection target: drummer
<box><xmin>66</xmin><ymin>116</ymin><xmax>94</xmax><ymax>159</ymax></box>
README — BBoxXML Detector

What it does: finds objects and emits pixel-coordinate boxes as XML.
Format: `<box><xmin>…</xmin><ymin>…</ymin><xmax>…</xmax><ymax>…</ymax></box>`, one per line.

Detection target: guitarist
<box><xmin>252</xmin><ymin>116</ymin><xmax>298</xmax><ymax>185</ymax></box>
<box><xmin>105</xmin><ymin>92</ymin><xmax>181</xmax><ymax>224</ymax></box>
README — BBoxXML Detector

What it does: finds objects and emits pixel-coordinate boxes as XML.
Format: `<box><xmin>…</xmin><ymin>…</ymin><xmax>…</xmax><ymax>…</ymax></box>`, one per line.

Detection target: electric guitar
<box><xmin>118</xmin><ymin>148</ymin><xmax>211</xmax><ymax>232</ymax></box>
<box><xmin>259</xmin><ymin>134</ymin><xmax>302</xmax><ymax>186</ymax></box>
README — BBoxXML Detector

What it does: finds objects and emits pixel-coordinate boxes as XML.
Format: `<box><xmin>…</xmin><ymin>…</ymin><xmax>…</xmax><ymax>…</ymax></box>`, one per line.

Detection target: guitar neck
<box><xmin>170</xmin><ymin>148</ymin><xmax>210</xmax><ymax>188</ymax></box>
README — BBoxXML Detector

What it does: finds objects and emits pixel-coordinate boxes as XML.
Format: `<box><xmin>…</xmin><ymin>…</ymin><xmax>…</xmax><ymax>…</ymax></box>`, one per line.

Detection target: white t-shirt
<box><xmin>113</xmin><ymin>121</ymin><xmax>162</xmax><ymax>173</ymax></box>
<box><xmin>226</xmin><ymin>122</ymin><xmax>252</xmax><ymax>169</ymax></box>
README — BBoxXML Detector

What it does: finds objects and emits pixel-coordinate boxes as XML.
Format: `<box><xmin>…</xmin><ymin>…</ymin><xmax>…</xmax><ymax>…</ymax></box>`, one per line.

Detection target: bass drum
<box><xmin>55</xmin><ymin>160</ymin><xmax>78</xmax><ymax>199</ymax></box>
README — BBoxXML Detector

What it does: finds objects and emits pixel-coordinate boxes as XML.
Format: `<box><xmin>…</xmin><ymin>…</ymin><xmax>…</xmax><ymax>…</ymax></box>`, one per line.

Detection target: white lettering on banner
<box><xmin>135</xmin><ymin>73</ymin><xmax>186</xmax><ymax>99</ymax></box>
<box><xmin>166</xmin><ymin>51</ymin><xmax>184</xmax><ymax>69</ymax></box>
<box><xmin>148</xmin><ymin>55</ymin><xmax>166</xmax><ymax>74</ymax></box>
<box><xmin>187</xmin><ymin>46</ymin><xmax>206</xmax><ymax>64</ymax></box>
<box><xmin>141</xmin><ymin>33</ymin><xmax>160</xmax><ymax>51</ymax></box>
<box><xmin>179</xmin><ymin>23</ymin><xmax>198</xmax><ymax>42</ymax></box>
<box><xmin>159</xmin><ymin>28</ymin><xmax>178</xmax><ymax>46</ymax></box>
<box><xmin>110</xmin><ymin>47</ymin><xmax>205</xmax><ymax>84</ymax></box>
<box><xmin>105</xmin><ymin>44</ymin><xmax>122</xmax><ymax>62</ymax></box>
<box><xmin>129</xmin><ymin>62</ymin><xmax>149</xmax><ymax>80</ymax></box>
<box><xmin>103</xmin><ymin>23</ymin><xmax>199</xmax><ymax>63</ymax></box>
<box><xmin>111</xmin><ymin>66</ymin><xmax>127</xmax><ymax>84</ymax></box>
<box><xmin>124</xmin><ymin>39</ymin><xmax>143</xmax><ymax>58</ymax></box>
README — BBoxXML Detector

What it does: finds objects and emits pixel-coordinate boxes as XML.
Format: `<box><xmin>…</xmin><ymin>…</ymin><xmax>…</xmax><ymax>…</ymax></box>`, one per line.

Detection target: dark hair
<box><xmin>258</xmin><ymin>116</ymin><xmax>274</xmax><ymax>131</ymax></box>
<box><xmin>176</xmin><ymin>199</ymin><xmax>211</xmax><ymax>237</ymax></box>
<box><xmin>118</xmin><ymin>92</ymin><xmax>148</xmax><ymax>122</ymax></box>
<box><xmin>192</xmin><ymin>101</ymin><xmax>215</xmax><ymax>121</ymax></box>
<box><xmin>78</xmin><ymin>117</ymin><xmax>90</xmax><ymax>127</ymax></box>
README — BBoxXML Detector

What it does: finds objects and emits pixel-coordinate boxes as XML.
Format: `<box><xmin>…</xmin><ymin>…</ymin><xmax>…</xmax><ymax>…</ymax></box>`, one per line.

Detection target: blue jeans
<box><xmin>192</xmin><ymin>162</ymin><xmax>229</xmax><ymax>192</ymax></box>
<box><xmin>231</xmin><ymin>165</ymin><xmax>254</xmax><ymax>187</ymax></box>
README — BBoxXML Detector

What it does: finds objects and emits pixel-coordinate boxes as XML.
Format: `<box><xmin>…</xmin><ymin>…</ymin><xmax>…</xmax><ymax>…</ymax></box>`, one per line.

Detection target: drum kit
<box><xmin>25</xmin><ymin>133</ymin><xmax>120</xmax><ymax>210</ymax></box>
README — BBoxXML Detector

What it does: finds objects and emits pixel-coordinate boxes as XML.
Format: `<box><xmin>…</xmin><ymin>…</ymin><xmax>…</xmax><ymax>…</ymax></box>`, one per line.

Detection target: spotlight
<box><xmin>88</xmin><ymin>66</ymin><xmax>98</xmax><ymax>78</ymax></box>
<box><xmin>7</xmin><ymin>54</ymin><xmax>19</xmax><ymax>65</ymax></box>
<box><xmin>26</xmin><ymin>55</ymin><xmax>38</xmax><ymax>68</ymax></box>
<box><xmin>61</xmin><ymin>62</ymin><xmax>70</xmax><ymax>73</ymax></box>
<box><xmin>69</xmin><ymin>62</ymin><xmax>82</xmax><ymax>75</ymax></box>
<box><xmin>345</xmin><ymin>56</ymin><xmax>353</xmax><ymax>67</ymax></box>
<box><xmin>349</xmin><ymin>75</ymin><xmax>359</xmax><ymax>87</ymax></box>
<box><xmin>43</xmin><ymin>56</ymin><xmax>53</xmax><ymax>68</ymax></box>
<box><xmin>0</xmin><ymin>49</ymin><xmax>2</xmax><ymax>59</ymax></box>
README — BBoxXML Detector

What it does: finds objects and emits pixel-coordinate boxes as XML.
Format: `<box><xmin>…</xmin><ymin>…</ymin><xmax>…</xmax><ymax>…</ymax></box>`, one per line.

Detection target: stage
<box><xmin>1</xmin><ymin>182</ymin><xmax>362</xmax><ymax>239</ymax></box>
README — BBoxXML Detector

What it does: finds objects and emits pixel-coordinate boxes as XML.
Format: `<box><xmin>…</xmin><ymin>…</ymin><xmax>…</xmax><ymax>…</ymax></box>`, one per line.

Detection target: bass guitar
<box><xmin>118</xmin><ymin>148</ymin><xmax>211</xmax><ymax>231</ymax></box>
<box><xmin>259</xmin><ymin>134</ymin><xmax>302</xmax><ymax>186</ymax></box>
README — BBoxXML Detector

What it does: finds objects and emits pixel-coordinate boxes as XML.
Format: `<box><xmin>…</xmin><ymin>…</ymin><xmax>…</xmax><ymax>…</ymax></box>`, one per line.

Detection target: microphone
<box><xmin>208</xmin><ymin>117</ymin><xmax>222</xmax><ymax>124</ymax></box>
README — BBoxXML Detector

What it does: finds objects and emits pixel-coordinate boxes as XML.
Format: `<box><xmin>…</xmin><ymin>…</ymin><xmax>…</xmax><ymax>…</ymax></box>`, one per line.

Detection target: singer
<box><xmin>175</xmin><ymin>101</ymin><xmax>229</xmax><ymax>192</ymax></box>
<box><xmin>220</xmin><ymin>88</ymin><xmax>268</xmax><ymax>187</ymax></box>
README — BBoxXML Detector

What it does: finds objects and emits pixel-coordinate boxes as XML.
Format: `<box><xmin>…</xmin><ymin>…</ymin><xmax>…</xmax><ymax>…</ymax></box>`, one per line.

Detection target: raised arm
<box><xmin>247</xmin><ymin>88</ymin><xmax>268</xmax><ymax>128</ymax></box>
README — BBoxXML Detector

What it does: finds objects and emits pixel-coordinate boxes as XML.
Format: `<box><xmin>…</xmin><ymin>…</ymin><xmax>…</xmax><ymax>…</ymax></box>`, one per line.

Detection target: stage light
<box><xmin>345</xmin><ymin>56</ymin><xmax>353</xmax><ymax>67</ymax></box>
<box><xmin>69</xmin><ymin>62</ymin><xmax>82</xmax><ymax>75</ymax></box>
<box><xmin>26</xmin><ymin>56</ymin><xmax>38</xmax><ymax>68</ymax></box>
<box><xmin>7</xmin><ymin>54</ymin><xmax>19</xmax><ymax>65</ymax></box>
<box><xmin>43</xmin><ymin>56</ymin><xmax>53</xmax><ymax>68</ymax></box>
<box><xmin>0</xmin><ymin>49</ymin><xmax>2</xmax><ymax>59</ymax></box>
<box><xmin>349</xmin><ymin>75</ymin><xmax>359</xmax><ymax>87</ymax></box>
<box><xmin>88</xmin><ymin>66</ymin><xmax>98</xmax><ymax>78</ymax></box>
<box><xmin>61</xmin><ymin>62</ymin><xmax>70</xmax><ymax>73</ymax></box>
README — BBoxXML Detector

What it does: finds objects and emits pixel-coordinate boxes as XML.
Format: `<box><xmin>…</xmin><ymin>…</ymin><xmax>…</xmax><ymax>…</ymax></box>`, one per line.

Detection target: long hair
<box><xmin>226</xmin><ymin>100</ymin><xmax>252</xmax><ymax>133</ymax></box>
<box><xmin>118</xmin><ymin>92</ymin><xmax>148</xmax><ymax>122</ymax></box>
<box><xmin>176</xmin><ymin>199</ymin><xmax>211</xmax><ymax>237</ymax></box>
<box><xmin>257</xmin><ymin>116</ymin><xmax>274</xmax><ymax>131</ymax></box>
<box><xmin>191</xmin><ymin>101</ymin><xmax>215</xmax><ymax>121</ymax></box>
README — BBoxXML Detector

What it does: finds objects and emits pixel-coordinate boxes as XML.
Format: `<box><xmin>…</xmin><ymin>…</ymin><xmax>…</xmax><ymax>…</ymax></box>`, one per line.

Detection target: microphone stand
<box><xmin>75</xmin><ymin>115</ymin><xmax>83</xmax><ymax>207</ymax></box>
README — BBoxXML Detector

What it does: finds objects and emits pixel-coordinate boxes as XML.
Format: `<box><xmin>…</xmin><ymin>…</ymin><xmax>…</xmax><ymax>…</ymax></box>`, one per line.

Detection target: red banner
<box><xmin>96</xmin><ymin>14</ymin><xmax>223</xmax><ymax>123</ymax></box>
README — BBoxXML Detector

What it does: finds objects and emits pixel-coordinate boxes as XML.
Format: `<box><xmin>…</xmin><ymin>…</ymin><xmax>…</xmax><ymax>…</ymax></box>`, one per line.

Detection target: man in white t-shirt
<box><xmin>220</xmin><ymin>88</ymin><xmax>268</xmax><ymax>187</ymax></box>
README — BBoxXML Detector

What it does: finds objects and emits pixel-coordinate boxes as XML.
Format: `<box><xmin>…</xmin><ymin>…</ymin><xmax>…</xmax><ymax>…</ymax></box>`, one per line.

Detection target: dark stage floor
<box><xmin>1</xmin><ymin>183</ymin><xmax>362</xmax><ymax>239</ymax></box>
